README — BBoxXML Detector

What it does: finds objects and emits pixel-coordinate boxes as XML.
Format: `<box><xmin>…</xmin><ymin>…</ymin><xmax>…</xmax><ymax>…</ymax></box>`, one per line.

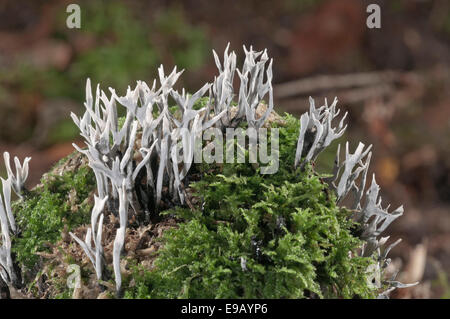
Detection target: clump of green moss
<box><xmin>6</xmin><ymin>110</ymin><xmax>379</xmax><ymax>298</ymax></box>
<box><xmin>124</xmin><ymin>114</ymin><xmax>377</xmax><ymax>299</ymax></box>
<box><xmin>11</xmin><ymin>165</ymin><xmax>95</xmax><ymax>269</ymax></box>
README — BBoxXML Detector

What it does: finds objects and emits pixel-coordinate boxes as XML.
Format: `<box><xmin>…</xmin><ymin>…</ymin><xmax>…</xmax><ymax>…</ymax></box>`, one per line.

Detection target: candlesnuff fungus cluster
<box><xmin>0</xmin><ymin>44</ymin><xmax>416</xmax><ymax>298</ymax></box>
<box><xmin>294</xmin><ymin>100</ymin><xmax>417</xmax><ymax>296</ymax></box>
<box><xmin>0</xmin><ymin>152</ymin><xmax>30</xmax><ymax>289</ymax></box>
<box><xmin>294</xmin><ymin>97</ymin><xmax>347</xmax><ymax>170</ymax></box>
<box><xmin>3</xmin><ymin>152</ymin><xmax>31</xmax><ymax>201</ymax></box>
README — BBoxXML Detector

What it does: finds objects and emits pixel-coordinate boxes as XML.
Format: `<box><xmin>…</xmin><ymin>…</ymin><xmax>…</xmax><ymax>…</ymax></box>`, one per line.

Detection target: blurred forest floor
<box><xmin>0</xmin><ymin>0</ymin><xmax>449</xmax><ymax>298</ymax></box>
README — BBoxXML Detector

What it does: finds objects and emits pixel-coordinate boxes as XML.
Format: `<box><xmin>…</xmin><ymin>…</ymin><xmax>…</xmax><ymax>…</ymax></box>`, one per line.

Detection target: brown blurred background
<box><xmin>0</xmin><ymin>0</ymin><xmax>449</xmax><ymax>298</ymax></box>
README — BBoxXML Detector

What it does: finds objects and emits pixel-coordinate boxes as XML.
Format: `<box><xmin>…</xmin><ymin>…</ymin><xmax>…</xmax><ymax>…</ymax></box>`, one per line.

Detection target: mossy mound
<box><xmin>124</xmin><ymin>114</ymin><xmax>376</xmax><ymax>299</ymax></box>
<box><xmin>9</xmin><ymin>112</ymin><xmax>378</xmax><ymax>299</ymax></box>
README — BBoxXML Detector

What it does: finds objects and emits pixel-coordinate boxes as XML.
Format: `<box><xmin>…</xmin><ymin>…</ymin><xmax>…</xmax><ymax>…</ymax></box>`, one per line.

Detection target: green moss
<box><xmin>192</xmin><ymin>96</ymin><xmax>210</xmax><ymax>110</ymax></box>
<box><xmin>124</xmin><ymin>115</ymin><xmax>378</xmax><ymax>299</ymax></box>
<box><xmin>11</xmin><ymin>165</ymin><xmax>95</xmax><ymax>269</ymax></box>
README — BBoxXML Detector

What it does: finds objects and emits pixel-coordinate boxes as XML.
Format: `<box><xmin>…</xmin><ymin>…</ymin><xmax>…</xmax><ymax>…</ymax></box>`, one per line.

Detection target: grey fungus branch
<box><xmin>0</xmin><ymin>152</ymin><xmax>30</xmax><ymax>289</ymax></box>
<box><xmin>293</xmin><ymin>94</ymin><xmax>416</xmax><ymax>297</ymax></box>
<box><xmin>294</xmin><ymin>97</ymin><xmax>347</xmax><ymax>170</ymax></box>
<box><xmin>0</xmin><ymin>178</ymin><xmax>18</xmax><ymax>287</ymax></box>
<box><xmin>3</xmin><ymin>152</ymin><xmax>31</xmax><ymax>200</ymax></box>
<box><xmin>69</xmin><ymin>195</ymin><xmax>108</xmax><ymax>282</ymax></box>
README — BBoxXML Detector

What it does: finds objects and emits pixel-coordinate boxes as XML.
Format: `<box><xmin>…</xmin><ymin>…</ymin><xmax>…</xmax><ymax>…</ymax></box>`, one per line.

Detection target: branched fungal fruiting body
<box><xmin>0</xmin><ymin>153</ymin><xmax>29</xmax><ymax>288</ymax></box>
<box><xmin>113</xmin><ymin>181</ymin><xmax>129</xmax><ymax>294</ymax></box>
<box><xmin>69</xmin><ymin>195</ymin><xmax>108</xmax><ymax>281</ymax></box>
<box><xmin>0</xmin><ymin>179</ymin><xmax>18</xmax><ymax>286</ymax></box>
<box><xmin>3</xmin><ymin>152</ymin><xmax>31</xmax><ymax>200</ymax></box>
<box><xmin>294</xmin><ymin>97</ymin><xmax>347</xmax><ymax>169</ymax></box>
<box><xmin>0</xmin><ymin>177</ymin><xmax>16</xmax><ymax>235</ymax></box>
<box><xmin>331</xmin><ymin>141</ymin><xmax>373</xmax><ymax>203</ymax></box>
